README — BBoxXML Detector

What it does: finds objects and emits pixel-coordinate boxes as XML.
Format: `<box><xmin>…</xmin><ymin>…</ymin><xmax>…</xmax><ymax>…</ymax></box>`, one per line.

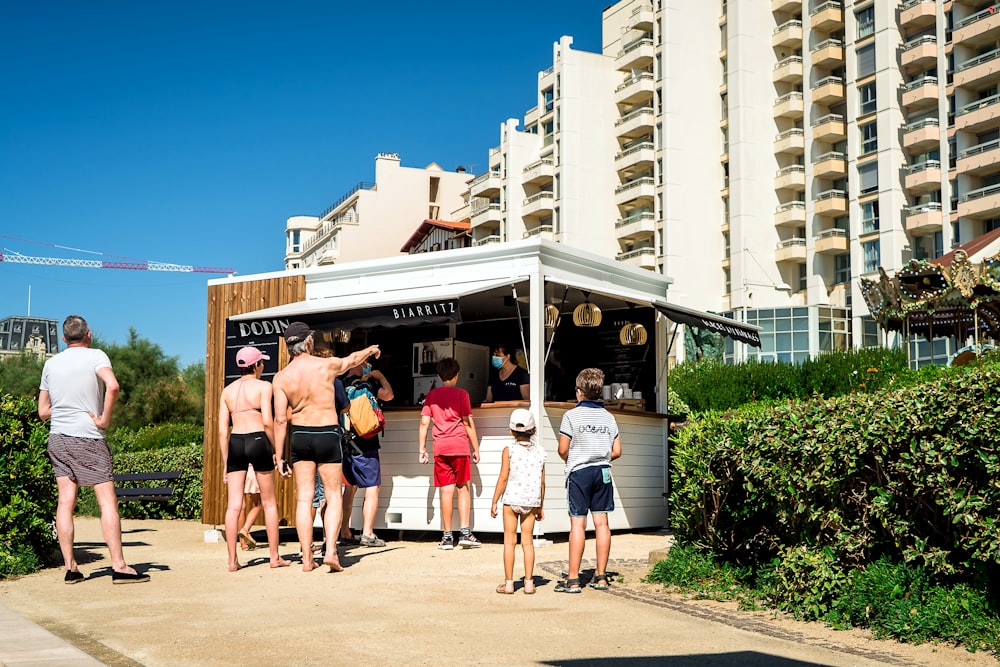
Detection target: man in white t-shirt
<box><xmin>38</xmin><ymin>315</ymin><xmax>149</xmax><ymax>584</ymax></box>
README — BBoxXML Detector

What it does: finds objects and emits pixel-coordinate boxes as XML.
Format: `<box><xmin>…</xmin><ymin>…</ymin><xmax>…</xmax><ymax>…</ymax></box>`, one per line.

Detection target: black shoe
<box><xmin>64</xmin><ymin>570</ymin><xmax>85</xmax><ymax>584</ymax></box>
<box><xmin>112</xmin><ymin>571</ymin><xmax>150</xmax><ymax>585</ymax></box>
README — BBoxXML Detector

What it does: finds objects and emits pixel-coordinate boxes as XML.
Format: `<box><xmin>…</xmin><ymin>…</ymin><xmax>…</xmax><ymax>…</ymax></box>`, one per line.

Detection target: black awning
<box><xmin>654</xmin><ymin>303</ymin><xmax>762</xmax><ymax>348</ymax></box>
<box><xmin>302</xmin><ymin>298</ymin><xmax>461</xmax><ymax>331</ymax></box>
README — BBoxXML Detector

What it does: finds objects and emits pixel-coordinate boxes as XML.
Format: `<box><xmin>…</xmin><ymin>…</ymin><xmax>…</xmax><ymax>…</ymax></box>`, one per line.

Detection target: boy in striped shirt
<box><xmin>555</xmin><ymin>368</ymin><xmax>622</xmax><ymax>593</ymax></box>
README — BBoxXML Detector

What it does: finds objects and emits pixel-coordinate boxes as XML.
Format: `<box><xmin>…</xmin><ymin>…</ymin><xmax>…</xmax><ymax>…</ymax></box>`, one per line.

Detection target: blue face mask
<box><xmin>491</xmin><ymin>356</ymin><xmax>504</xmax><ymax>369</ymax></box>
<box><xmin>361</xmin><ymin>363</ymin><xmax>372</xmax><ymax>376</ymax></box>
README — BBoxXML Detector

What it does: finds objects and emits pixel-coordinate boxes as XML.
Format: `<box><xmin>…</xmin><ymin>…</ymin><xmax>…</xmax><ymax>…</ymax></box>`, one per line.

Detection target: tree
<box><xmin>94</xmin><ymin>328</ymin><xmax>201</xmax><ymax>429</ymax></box>
<box><xmin>0</xmin><ymin>353</ymin><xmax>44</xmax><ymax>398</ymax></box>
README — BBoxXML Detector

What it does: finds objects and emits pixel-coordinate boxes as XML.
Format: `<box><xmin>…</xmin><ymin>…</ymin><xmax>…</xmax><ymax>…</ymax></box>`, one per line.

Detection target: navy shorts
<box><xmin>226</xmin><ymin>432</ymin><xmax>275</xmax><ymax>474</ymax></box>
<box><xmin>343</xmin><ymin>449</ymin><xmax>381</xmax><ymax>488</ymax></box>
<box><xmin>566</xmin><ymin>465</ymin><xmax>614</xmax><ymax>517</ymax></box>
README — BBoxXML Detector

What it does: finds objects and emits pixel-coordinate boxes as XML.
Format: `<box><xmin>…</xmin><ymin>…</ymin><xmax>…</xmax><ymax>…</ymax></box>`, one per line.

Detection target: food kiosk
<box><xmin>202</xmin><ymin>238</ymin><xmax>760</xmax><ymax>533</ymax></box>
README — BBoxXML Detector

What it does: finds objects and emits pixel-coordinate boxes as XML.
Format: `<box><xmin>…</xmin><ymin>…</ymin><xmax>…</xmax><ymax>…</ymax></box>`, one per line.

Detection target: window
<box><xmin>859</xmin><ymin>81</ymin><xmax>876</xmax><ymax>115</ymax></box>
<box><xmin>860</xmin><ymin>120</ymin><xmax>877</xmax><ymax>155</ymax></box>
<box><xmin>933</xmin><ymin>231</ymin><xmax>943</xmax><ymax>258</ymax></box>
<box><xmin>861</xmin><ymin>200</ymin><xmax>879</xmax><ymax>233</ymax></box>
<box><xmin>859</xmin><ymin>161</ymin><xmax>878</xmax><ymax>195</ymax></box>
<box><xmin>856</xmin><ymin>5</ymin><xmax>874</xmax><ymax>39</ymax></box>
<box><xmin>797</xmin><ymin>263</ymin><xmax>807</xmax><ymax>292</ymax></box>
<box><xmin>857</xmin><ymin>44</ymin><xmax>875</xmax><ymax>79</ymax></box>
<box><xmin>834</xmin><ymin>254</ymin><xmax>851</xmax><ymax>284</ymax></box>
<box><xmin>862</xmin><ymin>239</ymin><xmax>880</xmax><ymax>273</ymax></box>
<box><xmin>542</xmin><ymin>88</ymin><xmax>554</xmax><ymax>113</ymax></box>
<box><xmin>289</xmin><ymin>230</ymin><xmax>301</xmax><ymax>253</ymax></box>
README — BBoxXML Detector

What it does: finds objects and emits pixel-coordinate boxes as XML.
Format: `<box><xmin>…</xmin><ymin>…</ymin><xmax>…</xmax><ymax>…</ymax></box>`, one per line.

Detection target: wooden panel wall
<box><xmin>202</xmin><ymin>276</ymin><xmax>306</xmax><ymax>526</ymax></box>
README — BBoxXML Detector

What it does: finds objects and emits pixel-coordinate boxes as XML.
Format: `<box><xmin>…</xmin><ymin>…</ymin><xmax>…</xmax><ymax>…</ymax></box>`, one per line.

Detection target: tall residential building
<box><xmin>468</xmin><ymin>36</ymin><xmax>624</xmax><ymax>263</ymax></box>
<box><xmin>284</xmin><ymin>153</ymin><xmax>472</xmax><ymax>269</ymax></box>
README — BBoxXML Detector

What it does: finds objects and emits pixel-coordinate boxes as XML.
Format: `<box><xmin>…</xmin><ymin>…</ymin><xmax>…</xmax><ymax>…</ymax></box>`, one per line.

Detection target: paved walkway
<box><xmin>1</xmin><ymin>517</ymin><xmax>994</xmax><ymax>667</ymax></box>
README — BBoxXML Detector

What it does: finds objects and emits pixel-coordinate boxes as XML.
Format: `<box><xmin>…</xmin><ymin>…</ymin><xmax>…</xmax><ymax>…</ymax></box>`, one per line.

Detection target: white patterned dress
<box><xmin>501</xmin><ymin>439</ymin><xmax>546</xmax><ymax>513</ymax></box>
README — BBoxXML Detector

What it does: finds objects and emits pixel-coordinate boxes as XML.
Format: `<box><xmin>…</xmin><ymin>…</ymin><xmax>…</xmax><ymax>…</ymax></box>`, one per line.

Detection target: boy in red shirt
<box><xmin>418</xmin><ymin>357</ymin><xmax>481</xmax><ymax>549</ymax></box>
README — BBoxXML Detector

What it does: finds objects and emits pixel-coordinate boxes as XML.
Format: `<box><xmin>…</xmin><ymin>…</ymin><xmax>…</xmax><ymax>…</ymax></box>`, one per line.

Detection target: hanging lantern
<box><xmin>572</xmin><ymin>292</ymin><xmax>602</xmax><ymax>327</ymax></box>
<box><xmin>544</xmin><ymin>304</ymin><xmax>560</xmax><ymax>328</ymax></box>
<box><xmin>619</xmin><ymin>322</ymin><xmax>648</xmax><ymax>346</ymax></box>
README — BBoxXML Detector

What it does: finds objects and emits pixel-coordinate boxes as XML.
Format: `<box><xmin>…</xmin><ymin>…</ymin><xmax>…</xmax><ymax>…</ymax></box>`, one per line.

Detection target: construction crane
<box><xmin>0</xmin><ymin>250</ymin><xmax>235</xmax><ymax>275</ymax></box>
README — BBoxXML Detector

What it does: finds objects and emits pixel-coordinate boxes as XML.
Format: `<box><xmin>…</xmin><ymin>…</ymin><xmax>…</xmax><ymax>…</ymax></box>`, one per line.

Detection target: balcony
<box><xmin>953</xmin><ymin>6</ymin><xmax>1000</xmax><ymax>46</ymax></box>
<box><xmin>615</xmin><ymin>141</ymin><xmax>655</xmax><ymax>175</ymax></box>
<box><xmin>772</xmin><ymin>19</ymin><xmax>803</xmax><ymax>48</ymax></box>
<box><xmin>616</xmin><ymin>36</ymin><xmax>655</xmax><ymax>71</ymax></box>
<box><xmin>900</xmin><ymin>0</ymin><xmax>936</xmax><ymax>30</ymax></box>
<box><xmin>774</xmin><ymin>91</ymin><xmax>804</xmax><ymax>118</ymax></box>
<box><xmin>617</xmin><ymin>246</ymin><xmax>657</xmax><ymax>269</ymax></box>
<box><xmin>522</xmin><ymin>191</ymin><xmax>554</xmax><ymax>218</ymax></box>
<box><xmin>904</xmin><ymin>203</ymin><xmax>944</xmax><ymax>235</ymax></box>
<box><xmin>774</xmin><ymin>128</ymin><xmax>805</xmax><ymax>154</ymax></box>
<box><xmin>902</xmin><ymin>117</ymin><xmax>941</xmax><ymax>151</ymax></box>
<box><xmin>811</xmin><ymin>76</ymin><xmax>845</xmax><ymax>104</ymax></box>
<box><xmin>955</xmin><ymin>93</ymin><xmax>1000</xmax><ymax>132</ymax></box>
<box><xmin>775</xmin><ymin>201</ymin><xmax>807</xmax><ymax>227</ymax></box>
<box><xmin>773</xmin><ymin>56</ymin><xmax>804</xmax><ymax>83</ymax></box>
<box><xmin>814</xmin><ymin>228</ymin><xmax>849</xmax><ymax>255</ymax></box>
<box><xmin>614</xmin><ymin>176</ymin><xmax>656</xmax><ymax>207</ymax></box>
<box><xmin>615</xmin><ymin>106</ymin><xmax>656</xmax><ymax>138</ymax></box>
<box><xmin>615</xmin><ymin>211</ymin><xmax>656</xmax><ymax>240</ymax></box>
<box><xmin>627</xmin><ymin>3</ymin><xmax>654</xmax><ymax>31</ymax></box>
<box><xmin>775</xmin><ymin>165</ymin><xmax>806</xmax><ymax>190</ymax></box>
<box><xmin>812</xmin><ymin>113</ymin><xmax>846</xmax><ymax>142</ymax></box>
<box><xmin>904</xmin><ymin>160</ymin><xmax>942</xmax><ymax>192</ymax></box>
<box><xmin>615</xmin><ymin>71</ymin><xmax>655</xmax><ymax>105</ymax></box>
<box><xmin>813</xmin><ymin>151</ymin><xmax>847</xmax><ymax>177</ymax></box>
<box><xmin>469</xmin><ymin>171</ymin><xmax>502</xmax><ymax>198</ymax></box>
<box><xmin>775</xmin><ymin>237</ymin><xmax>807</xmax><ymax>263</ymax></box>
<box><xmin>522</xmin><ymin>224</ymin><xmax>556</xmax><ymax>241</ymax></box>
<box><xmin>959</xmin><ymin>183</ymin><xmax>1000</xmax><ymax>218</ymax></box>
<box><xmin>901</xmin><ymin>76</ymin><xmax>939</xmax><ymax>110</ymax></box>
<box><xmin>957</xmin><ymin>138</ymin><xmax>1000</xmax><ymax>173</ymax></box>
<box><xmin>470</xmin><ymin>202</ymin><xmax>502</xmax><ymax>226</ymax></box>
<box><xmin>954</xmin><ymin>48</ymin><xmax>1000</xmax><ymax>89</ymax></box>
<box><xmin>810</xmin><ymin>1</ymin><xmax>844</xmax><ymax>32</ymax></box>
<box><xmin>472</xmin><ymin>234</ymin><xmax>502</xmax><ymax>247</ymax></box>
<box><xmin>522</xmin><ymin>158</ymin><xmax>554</xmax><ymax>185</ymax></box>
<box><xmin>901</xmin><ymin>35</ymin><xmax>938</xmax><ymax>71</ymax></box>
<box><xmin>772</xmin><ymin>0</ymin><xmax>800</xmax><ymax>12</ymax></box>
<box><xmin>814</xmin><ymin>189</ymin><xmax>848</xmax><ymax>215</ymax></box>
<box><xmin>810</xmin><ymin>39</ymin><xmax>845</xmax><ymax>68</ymax></box>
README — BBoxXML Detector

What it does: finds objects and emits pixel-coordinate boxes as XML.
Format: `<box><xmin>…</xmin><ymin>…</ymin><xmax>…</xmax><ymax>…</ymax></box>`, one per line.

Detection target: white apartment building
<box><xmin>468</xmin><ymin>36</ymin><xmax>623</xmax><ymax>262</ymax></box>
<box><xmin>284</xmin><ymin>153</ymin><xmax>472</xmax><ymax>269</ymax></box>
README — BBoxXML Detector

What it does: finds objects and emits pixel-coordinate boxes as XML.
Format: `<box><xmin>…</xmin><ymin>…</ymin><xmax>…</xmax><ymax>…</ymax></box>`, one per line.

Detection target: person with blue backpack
<box><xmin>339</xmin><ymin>357</ymin><xmax>394</xmax><ymax>548</ymax></box>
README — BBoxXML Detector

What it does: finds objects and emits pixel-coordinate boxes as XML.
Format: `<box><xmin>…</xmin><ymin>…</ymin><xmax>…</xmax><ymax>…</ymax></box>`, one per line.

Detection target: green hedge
<box><xmin>0</xmin><ymin>393</ymin><xmax>57</xmax><ymax>577</ymax></box>
<box><xmin>669</xmin><ymin>348</ymin><xmax>910</xmax><ymax>412</ymax></box>
<box><xmin>107</xmin><ymin>421</ymin><xmax>205</xmax><ymax>454</ymax></box>
<box><xmin>670</xmin><ymin>362</ymin><xmax>1000</xmax><ymax>587</ymax></box>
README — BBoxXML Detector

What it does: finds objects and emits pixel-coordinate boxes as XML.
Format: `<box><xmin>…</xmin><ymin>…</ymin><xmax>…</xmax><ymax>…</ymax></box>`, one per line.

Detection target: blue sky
<box><xmin>0</xmin><ymin>1</ymin><xmax>608</xmax><ymax>366</ymax></box>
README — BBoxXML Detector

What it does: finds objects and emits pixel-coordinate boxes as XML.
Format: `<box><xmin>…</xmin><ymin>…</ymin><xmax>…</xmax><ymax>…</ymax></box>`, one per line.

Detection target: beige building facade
<box><xmin>284</xmin><ymin>152</ymin><xmax>472</xmax><ymax>269</ymax></box>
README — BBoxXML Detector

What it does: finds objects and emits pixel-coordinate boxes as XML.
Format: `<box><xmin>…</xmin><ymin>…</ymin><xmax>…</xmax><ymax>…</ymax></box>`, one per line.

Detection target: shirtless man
<box><xmin>272</xmin><ymin>321</ymin><xmax>380</xmax><ymax>572</ymax></box>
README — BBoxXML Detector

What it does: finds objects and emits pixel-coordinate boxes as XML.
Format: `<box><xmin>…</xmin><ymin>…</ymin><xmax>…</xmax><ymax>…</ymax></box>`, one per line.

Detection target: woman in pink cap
<box><xmin>217</xmin><ymin>345</ymin><xmax>290</xmax><ymax>571</ymax></box>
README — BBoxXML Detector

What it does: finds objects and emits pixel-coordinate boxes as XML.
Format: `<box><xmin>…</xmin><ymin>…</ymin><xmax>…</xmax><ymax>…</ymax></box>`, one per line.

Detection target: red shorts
<box><xmin>433</xmin><ymin>454</ymin><xmax>470</xmax><ymax>487</ymax></box>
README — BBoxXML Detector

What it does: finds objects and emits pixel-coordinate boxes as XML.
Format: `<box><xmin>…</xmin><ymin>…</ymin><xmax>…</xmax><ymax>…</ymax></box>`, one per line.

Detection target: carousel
<box><xmin>860</xmin><ymin>249</ymin><xmax>1000</xmax><ymax>366</ymax></box>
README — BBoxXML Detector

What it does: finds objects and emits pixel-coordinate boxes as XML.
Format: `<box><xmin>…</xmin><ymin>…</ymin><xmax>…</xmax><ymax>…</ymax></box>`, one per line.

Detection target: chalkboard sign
<box><xmin>594</xmin><ymin>312</ymin><xmax>653</xmax><ymax>388</ymax></box>
<box><xmin>223</xmin><ymin>318</ymin><xmax>282</xmax><ymax>383</ymax></box>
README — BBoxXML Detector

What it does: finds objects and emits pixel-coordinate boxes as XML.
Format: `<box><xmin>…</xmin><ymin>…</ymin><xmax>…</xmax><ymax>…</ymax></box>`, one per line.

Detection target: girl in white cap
<box><xmin>490</xmin><ymin>408</ymin><xmax>546</xmax><ymax>594</ymax></box>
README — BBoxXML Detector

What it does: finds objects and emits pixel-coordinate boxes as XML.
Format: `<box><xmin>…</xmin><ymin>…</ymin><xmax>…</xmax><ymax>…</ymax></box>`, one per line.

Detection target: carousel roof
<box><xmin>860</xmin><ymin>248</ymin><xmax>1000</xmax><ymax>340</ymax></box>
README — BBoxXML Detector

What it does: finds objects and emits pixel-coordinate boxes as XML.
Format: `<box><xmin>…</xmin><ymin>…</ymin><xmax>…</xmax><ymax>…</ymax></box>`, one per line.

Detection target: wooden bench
<box><xmin>114</xmin><ymin>471</ymin><xmax>183</xmax><ymax>502</ymax></box>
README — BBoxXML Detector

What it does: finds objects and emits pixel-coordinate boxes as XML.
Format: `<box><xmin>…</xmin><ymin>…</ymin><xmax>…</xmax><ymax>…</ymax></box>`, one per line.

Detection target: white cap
<box><xmin>509</xmin><ymin>408</ymin><xmax>535</xmax><ymax>432</ymax></box>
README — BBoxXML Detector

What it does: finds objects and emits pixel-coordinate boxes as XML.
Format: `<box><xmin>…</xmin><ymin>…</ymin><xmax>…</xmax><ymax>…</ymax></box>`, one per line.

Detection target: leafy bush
<box><xmin>0</xmin><ymin>393</ymin><xmax>57</xmax><ymax>578</ymax></box>
<box><xmin>645</xmin><ymin>542</ymin><xmax>746</xmax><ymax>600</ymax></box>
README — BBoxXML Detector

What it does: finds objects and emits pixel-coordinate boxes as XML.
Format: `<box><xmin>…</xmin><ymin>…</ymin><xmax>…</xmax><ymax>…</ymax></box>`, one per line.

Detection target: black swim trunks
<box><xmin>226</xmin><ymin>431</ymin><xmax>276</xmax><ymax>473</ymax></box>
<box><xmin>289</xmin><ymin>425</ymin><xmax>343</xmax><ymax>465</ymax></box>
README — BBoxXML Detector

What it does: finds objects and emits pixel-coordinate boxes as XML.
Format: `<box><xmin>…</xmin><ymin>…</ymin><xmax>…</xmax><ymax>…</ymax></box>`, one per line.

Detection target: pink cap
<box><xmin>236</xmin><ymin>346</ymin><xmax>269</xmax><ymax>368</ymax></box>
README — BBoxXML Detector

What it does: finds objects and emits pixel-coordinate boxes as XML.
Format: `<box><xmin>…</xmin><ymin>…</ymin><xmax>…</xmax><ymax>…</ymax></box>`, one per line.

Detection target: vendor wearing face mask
<box><xmin>483</xmin><ymin>343</ymin><xmax>530</xmax><ymax>403</ymax></box>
